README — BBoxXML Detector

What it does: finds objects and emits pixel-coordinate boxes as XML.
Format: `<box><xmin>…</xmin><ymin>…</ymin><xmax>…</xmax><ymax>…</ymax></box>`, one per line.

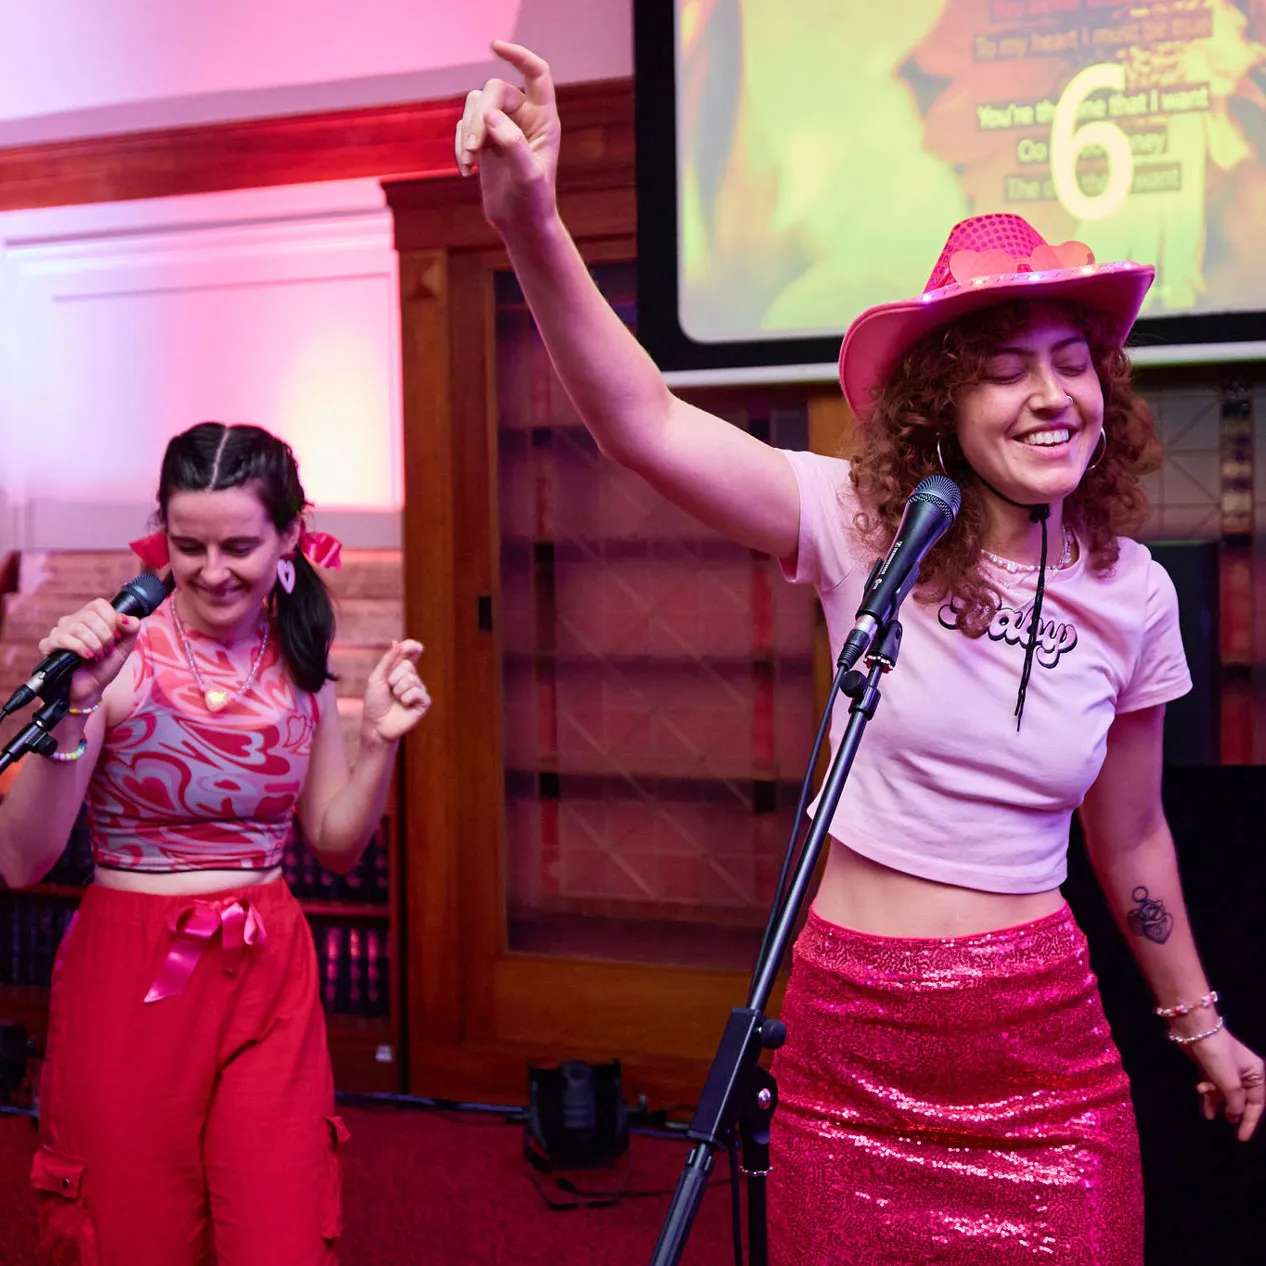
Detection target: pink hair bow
<box><xmin>948</xmin><ymin>241</ymin><xmax>1094</xmax><ymax>286</ymax></box>
<box><xmin>129</xmin><ymin>530</ymin><xmax>171</xmax><ymax>569</ymax></box>
<box><xmin>128</xmin><ymin>528</ymin><xmax>343</xmax><ymax>570</ymax></box>
<box><xmin>298</xmin><ymin>530</ymin><xmax>342</xmax><ymax>570</ymax></box>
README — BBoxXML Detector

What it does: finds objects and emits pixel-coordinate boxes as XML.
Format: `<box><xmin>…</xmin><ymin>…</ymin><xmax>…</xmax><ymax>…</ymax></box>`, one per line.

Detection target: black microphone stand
<box><xmin>650</xmin><ymin>616</ymin><xmax>904</xmax><ymax>1266</ymax></box>
<box><xmin>0</xmin><ymin>687</ymin><xmax>72</xmax><ymax>777</ymax></box>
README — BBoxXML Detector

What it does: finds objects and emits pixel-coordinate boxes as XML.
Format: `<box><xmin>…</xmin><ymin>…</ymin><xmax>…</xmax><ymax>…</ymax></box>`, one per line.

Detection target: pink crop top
<box><xmin>780</xmin><ymin>450</ymin><xmax>1192</xmax><ymax>894</ymax></box>
<box><xmin>86</xmin><ymin>601</ymin><xmax>318</xmax><ymax>872</ymax></box>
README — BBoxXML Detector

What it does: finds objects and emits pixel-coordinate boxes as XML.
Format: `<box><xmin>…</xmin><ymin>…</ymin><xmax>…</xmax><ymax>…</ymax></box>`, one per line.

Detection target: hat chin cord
<box><xmin>938</xmin><ymin>438</ymin><xmax>1049</xmax><ymax>731</ymax></box>
<box><xmin>976</xmin><ymin>475</ymin><xmax>1049</xmax><ymax>731</ymax></box>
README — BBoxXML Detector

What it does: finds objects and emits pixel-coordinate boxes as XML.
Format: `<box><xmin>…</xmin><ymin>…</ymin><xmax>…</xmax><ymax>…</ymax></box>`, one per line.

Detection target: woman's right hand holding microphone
<box><xmin>38</xmin><ymin>600</ymin><xmax>142</xmax><ymax>709</ymax></box>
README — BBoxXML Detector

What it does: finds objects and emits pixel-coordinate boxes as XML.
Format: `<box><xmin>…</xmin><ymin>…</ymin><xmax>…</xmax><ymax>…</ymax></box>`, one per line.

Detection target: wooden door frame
<box><xmin>385</xmin><ymin>82</ymin><xmax>797</xmax><ymax>1105</ymax></box>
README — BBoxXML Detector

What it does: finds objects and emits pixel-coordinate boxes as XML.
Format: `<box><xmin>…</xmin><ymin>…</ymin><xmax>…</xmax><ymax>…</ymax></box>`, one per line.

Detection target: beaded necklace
<box><xmin>981</xmin><ymin>528</ymin><xmax>1075</xmax><ymax>576</ymax></box>
<box><xmin>171</xmin><ymin>604</ymin><xmax>270</xmax><ymax>713</ymax></box>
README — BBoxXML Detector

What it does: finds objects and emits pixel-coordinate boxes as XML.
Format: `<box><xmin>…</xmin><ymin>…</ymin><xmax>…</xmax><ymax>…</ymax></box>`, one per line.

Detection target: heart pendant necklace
<box><xmin>171</xmin><ymin>604</ymin><xmax>270</xmax><ymax>713</ymax></box>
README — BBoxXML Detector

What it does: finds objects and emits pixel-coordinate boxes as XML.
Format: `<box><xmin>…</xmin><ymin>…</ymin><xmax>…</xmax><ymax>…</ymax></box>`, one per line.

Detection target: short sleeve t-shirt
<box><xmin>779</xmin><ymin>449</ymin><xmax>1192</xmax><ymax>893</ymax></box>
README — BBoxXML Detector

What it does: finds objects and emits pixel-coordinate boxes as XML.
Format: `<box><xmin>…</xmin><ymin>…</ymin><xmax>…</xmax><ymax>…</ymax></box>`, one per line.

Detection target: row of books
<box><xmin>37</xmin><ymin>811</ymin><xmax>390</xmax><ymax>908</ymax></box>
<box><xmin>316</xmin><ymin>923</ymin><xmax>391</xmax><ymax>1017</ymax></box>
<box><xmin>0</xmin><ymin>895</ymin><xmax>392</xmax><ymax>1022</ymax></box>
<box><xmin>283</xmin><ymin>823</ymin><xmax>391</xmax><ymax>905</ymax></box>
<box><xmin>0</xmin><ymin>900</ymin><xmax>76</xmax><ymax>987</ymax></box>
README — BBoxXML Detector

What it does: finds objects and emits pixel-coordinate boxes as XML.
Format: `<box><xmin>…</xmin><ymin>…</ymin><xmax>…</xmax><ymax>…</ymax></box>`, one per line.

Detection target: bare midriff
<box><xmin>813</xmin><ymin>838</ymin><xmax>1065</xmax><ymax>938</ymax></box>
<box><xmin>92</xmin><ymin>865</ymin><xmax>283</xmax><ymax>896</ymax></box>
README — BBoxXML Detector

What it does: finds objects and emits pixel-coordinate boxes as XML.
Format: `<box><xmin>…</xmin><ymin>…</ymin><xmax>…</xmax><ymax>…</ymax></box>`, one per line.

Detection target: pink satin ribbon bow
<box><xmin>128</xmin><ymin>530</ymin><xmax>172</xmax><ymax>570</ymax></box>
<box><xmin>128</xmin><ymin>528</ymin><xmax>343</xmax><ymax>571</ymax></box>
<box><xmin>144</xmin><ymin>896</ymin><xmax>268</xmax><ymax>1003</ymax></box>
<box><xmin>296</xmin><ymin>529</ymin><xmax>342</xmax><ymax>570</ymax></box>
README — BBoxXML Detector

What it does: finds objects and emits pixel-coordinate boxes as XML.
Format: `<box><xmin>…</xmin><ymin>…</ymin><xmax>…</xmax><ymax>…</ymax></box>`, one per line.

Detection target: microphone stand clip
<box><xmin>0</xmin><ymin>688</ymin><xmax>73</xmax><ymax>778</ymax></box>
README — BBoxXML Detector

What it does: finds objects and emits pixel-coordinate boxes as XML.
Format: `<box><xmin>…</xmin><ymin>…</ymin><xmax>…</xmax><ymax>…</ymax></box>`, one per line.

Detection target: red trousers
<box><xmin>31</xmin><ymin>878</ymin><xmax>348</xmax><ymax>1266</ymax></box>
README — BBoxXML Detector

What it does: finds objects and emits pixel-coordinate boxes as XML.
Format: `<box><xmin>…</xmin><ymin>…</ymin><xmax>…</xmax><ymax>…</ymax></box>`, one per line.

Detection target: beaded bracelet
<box><xmin>66</xmin><ymin>701</ymin><xmax>101</xmax><ymax>717</ymax></box>
<box><xmin>1167</xmin><ymin>1015</ymin><xmax>1226</xmax><ymax>1046</ymax></box>
<box><xmin>44</xmin><ymin>739</ymin><xmax>88</xmax><ymax>763</ymax></box>
<box><xmin>1154</xmin><ymin>990</ymin><xmax>1219</xmax><ymax>1019</ymax></box>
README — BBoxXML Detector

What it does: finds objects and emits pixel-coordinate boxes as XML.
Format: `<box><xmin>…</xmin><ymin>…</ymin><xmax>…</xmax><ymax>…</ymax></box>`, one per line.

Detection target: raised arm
<box><xmin>457</xmin><ymin>41</ymin><xmax>800</xmax><ymax>560</ymax></box>
<box><xmin>1079</xmin><ymin>703</ymin><xmax>1264</xmax><ymax>1141</ymax></box>
<box><xmin>296</xmin><ymin>640</ymin><xmax>430</xmax><ymax>874</ymax></box>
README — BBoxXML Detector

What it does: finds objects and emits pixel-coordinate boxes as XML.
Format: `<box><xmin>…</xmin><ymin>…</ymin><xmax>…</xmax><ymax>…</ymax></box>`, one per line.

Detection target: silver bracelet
<box><xmin>1166</xmin><ymin>1015</ymin><xmax>1226</xmax><ymax>1046</ymax></box>
<box><xmin>1154</xmin><ymin>990</ymin><xmax>1219</xmax><ymax>1018</ymax></box>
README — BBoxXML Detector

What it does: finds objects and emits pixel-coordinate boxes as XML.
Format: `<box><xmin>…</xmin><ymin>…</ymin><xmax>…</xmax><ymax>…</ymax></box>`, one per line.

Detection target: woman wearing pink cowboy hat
<box><xmin>457</xmin><ymin>42</ymin><xmax>1265</xmax><ymax>1265</ymax></box>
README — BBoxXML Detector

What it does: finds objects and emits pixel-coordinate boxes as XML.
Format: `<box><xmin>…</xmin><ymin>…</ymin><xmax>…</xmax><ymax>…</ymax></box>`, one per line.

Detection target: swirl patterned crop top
<box><xmin>86</xmin><ymin>601</ymin><xmax>319</xmax><ymax>872</ymax></box>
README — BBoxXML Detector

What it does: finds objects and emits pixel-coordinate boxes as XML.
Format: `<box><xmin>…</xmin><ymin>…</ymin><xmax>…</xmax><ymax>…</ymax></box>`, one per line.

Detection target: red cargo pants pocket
<box><xmin>31</xmin><ymin>1146</ymin><xmax>98</xmax><ymax>1266</ymax></box>
<box><xmin>321</xmin><ymin>1114</ymin><xmax>352</xmax><ymax>1244</ymax></box>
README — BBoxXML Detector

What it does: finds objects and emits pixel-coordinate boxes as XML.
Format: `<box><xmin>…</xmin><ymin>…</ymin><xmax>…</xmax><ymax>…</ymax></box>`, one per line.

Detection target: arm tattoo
<box><xmin>1126</xmin><ymin>886</ymin><xmax>1173</xmax><ymax>944</ymax></box>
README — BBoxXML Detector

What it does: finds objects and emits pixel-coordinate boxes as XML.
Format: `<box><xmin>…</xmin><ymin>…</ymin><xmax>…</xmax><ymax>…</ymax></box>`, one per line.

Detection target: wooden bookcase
<box><xmin>381</xmin><ymin>83</ymin><xmax>864</xmax><ymax>1107</ymax></box>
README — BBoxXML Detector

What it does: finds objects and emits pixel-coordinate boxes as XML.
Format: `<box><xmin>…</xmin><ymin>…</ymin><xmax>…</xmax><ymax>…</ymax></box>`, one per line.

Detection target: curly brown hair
<box><xmin>848</xmin><ymin>299</ymin><xmax>1162</xmax><ymax>635</ymax></box>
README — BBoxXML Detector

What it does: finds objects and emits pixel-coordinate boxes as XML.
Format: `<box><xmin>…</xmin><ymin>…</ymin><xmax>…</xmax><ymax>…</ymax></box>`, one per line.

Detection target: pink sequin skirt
<box><xmin>768</xmin><ymin>904</ymin><xmax>1142</xmax><ymax>1264</ymax></box>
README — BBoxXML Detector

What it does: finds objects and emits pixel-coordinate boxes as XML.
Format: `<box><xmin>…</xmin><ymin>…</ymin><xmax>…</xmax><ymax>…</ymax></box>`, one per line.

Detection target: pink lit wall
<box><xmin>0</xmin><ymin>0</ymin><xmax>633</xmax><ymax>555</ymax></box>
<box><xmin>0</xmin><ymin>180</ymin><xmax>403</xmax><ymax>552</ymax></box>
<box><xmin>0</xmin><ymin>0</ymin><xmax>632</xmax><ymax>145</ymax></box>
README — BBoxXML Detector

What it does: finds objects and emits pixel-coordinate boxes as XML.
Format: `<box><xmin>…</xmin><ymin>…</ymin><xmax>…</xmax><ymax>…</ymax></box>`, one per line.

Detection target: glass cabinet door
<box><xmin>495</xmin><ymin>262</ymin><xmax>819</xmax><ymax>970</ymax></box>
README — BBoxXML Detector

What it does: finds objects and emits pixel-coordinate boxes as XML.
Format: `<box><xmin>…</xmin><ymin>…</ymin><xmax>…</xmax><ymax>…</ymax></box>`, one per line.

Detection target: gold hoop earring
<box><xmin>936</xmin><ymin>437</ymin><xmax>951</xmax><ymax>477</ymax></box>
<box><xmin>1086</xmin><ymin>429</ymin><xmax>1107</xmax><ymax>471</ymax></box>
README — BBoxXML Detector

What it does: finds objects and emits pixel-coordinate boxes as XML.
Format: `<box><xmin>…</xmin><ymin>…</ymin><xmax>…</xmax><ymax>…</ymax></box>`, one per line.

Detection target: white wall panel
<box><xmin>0</xmin><ymin>179</ymin><xmax>402</xmax><ymax>552</ymax></box>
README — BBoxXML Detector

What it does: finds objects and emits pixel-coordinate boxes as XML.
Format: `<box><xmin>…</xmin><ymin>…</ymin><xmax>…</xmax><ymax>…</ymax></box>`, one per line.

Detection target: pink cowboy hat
<box><xmin>837</xmin><ymin>213</ymin><xmax>1155</xmax><ymax>421</ymax></box>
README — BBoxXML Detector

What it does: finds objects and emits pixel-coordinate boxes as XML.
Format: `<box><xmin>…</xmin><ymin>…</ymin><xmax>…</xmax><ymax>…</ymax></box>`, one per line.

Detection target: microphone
<box><xmin>838</xmin><ymin>474</ymin><xmax>961</xmax><ymax>670</ymax></box>
<box><xmin>0</xmin><ymin>571</ymin><xmax>174</xmax><ymax>719</ymax></box>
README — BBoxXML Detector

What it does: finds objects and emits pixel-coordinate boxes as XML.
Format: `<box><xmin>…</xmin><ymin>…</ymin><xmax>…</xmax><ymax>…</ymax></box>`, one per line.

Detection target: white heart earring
<box><xmin>277</xmin><ymin>556</ymin><xmax>297</xmax><ymax>594</ymax></box>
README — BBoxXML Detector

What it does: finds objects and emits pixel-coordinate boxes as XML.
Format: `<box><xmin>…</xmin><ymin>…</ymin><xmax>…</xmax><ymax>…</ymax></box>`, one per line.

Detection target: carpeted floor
<box><xmin>0</xmin><ymin>1103</ymin><xmax>738</xmax><ymax>1264</ymax></box>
